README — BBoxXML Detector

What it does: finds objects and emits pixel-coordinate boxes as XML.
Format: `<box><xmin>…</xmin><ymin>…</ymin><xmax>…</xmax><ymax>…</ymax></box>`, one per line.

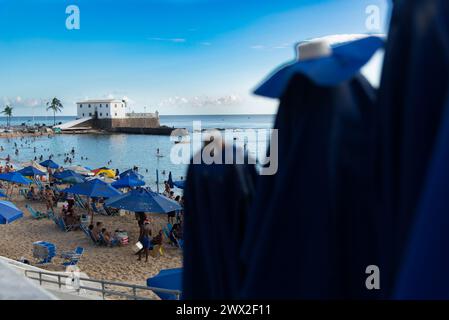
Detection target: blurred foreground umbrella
<box><xmin>375</xmin><ymin>0</ymin><xmax>449</xmax><ymax>298</ymax></box>
<box><xmin>240</xmin><ymin>36</ymin><xmax>383</xmax><ymax>299</ymax></box>
<box><xmin>147</xmin><ymin>268</ymin><xmax>182</xmax><ymax>300</ymax></box>
<box><xmin>105</xmin><ymin>188</ymin><xmax>180</xmax><ymax>213</ymax></box>
<box><xmin>0</xmin><ymin>200</ymin><xmax>23</xmax><ymax>224</ymax></box>
<box><xmin>183</xmin><ymin>146</ymin><xmax>257</xmax><ymax>299</ymax></box>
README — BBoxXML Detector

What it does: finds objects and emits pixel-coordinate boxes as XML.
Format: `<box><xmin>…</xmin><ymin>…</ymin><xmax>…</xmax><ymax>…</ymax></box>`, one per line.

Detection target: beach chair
<box><xmin>80</xmin><ymin>223</ymin><xmax>101</xmax><ymax>246</ymax></box>
<box><xmin>33</xmin><ymin>241</ymin><xmax>57</xmax><ymax>265</ymax></box>
<box><xmin>98</xmin><ymin>233</ymin><xmax>120</xmax><ymax>247</ymax></box>
<box><xmin>60</xmin><ymin>247</ymin><xmax>84</xmax><ymax>266</ymax></box>
<box><xmin>91</xmin><ymin>202</ymin><xmax>108</xmax><ymax>215</ymax></box>
<box><xmin>74</xmin><ymin>194</ymin><xmax>87</xmax><ymax>210</ymax></box>
<box><xmin>102</xmin><ymin>204</ymin><xmax>119</xmax><ymax>216</ymax></box>
<box><xmin>26</xmin><ymin>204</ymin><xmax>47</xmax><ymax>219</ymax></box>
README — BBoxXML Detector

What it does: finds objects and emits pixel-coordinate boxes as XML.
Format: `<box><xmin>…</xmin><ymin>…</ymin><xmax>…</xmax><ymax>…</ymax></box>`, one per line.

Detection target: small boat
<box><xmin>156</xmin><ymin>154</ymin><xmax>164</xmax><ymax>158</ymax></box>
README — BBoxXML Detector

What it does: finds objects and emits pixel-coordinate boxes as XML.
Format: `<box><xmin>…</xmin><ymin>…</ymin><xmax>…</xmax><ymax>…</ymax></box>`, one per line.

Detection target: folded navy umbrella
<box><xmin>394</xmin><ymin>94</ymin><xmax>449</xmax><ymax>299</ymax></box>
<box><xmin>375</xmin><ymin>0</ymin><xmax>449</xmax><ymax>297</ymax></box>
<box><xmin>240</xmin><ymin>37</ymin><xmax>382</xmax><ymax>299</ymax></box>
<box><xmin>183</xmin><ymin>146</ymin><xmax>257</xmax><ymax>299</ymax></box>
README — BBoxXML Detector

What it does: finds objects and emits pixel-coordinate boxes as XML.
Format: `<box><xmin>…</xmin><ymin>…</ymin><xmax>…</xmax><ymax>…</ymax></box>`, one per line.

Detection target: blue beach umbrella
<box><xmin>111</xmin><ymin>175</ymin><xmax>145</xmax><ymax>189</ymax></box>
<box><xmin>147</xmin><ymin>268</ymin><xmax>182</xmax><ymax>300</ymax></box>
<box><xmin>173</xmin><ymin>180</ymin><xmax>185</xmax><ymax>189</ymax></box>
<box><xmin>167</xmin><ymin>172</ymin><xmax>174</xmax><ymax>188</ymax></box>
<box><xmin>54</xmin><ymin>170</ymin><xmax>85</xmax><ymax>184</ymax></box>
<box><xmin>0</xmin><ymin>191</ymin><xmax>6</xmax><ymax>197</ymax></box>
<box><xmin>238</xmin><ymin>36</ymin><xmax>383</xmax><ymax>299</ymax></box>
<box><xmin>40</xmin><ymin>159</ymin><xmax>60</xmax><ymax>169</ymax></box>
<box><xmin>63</xmin><ymin>178</ymin><xmax>121</xmax><ymax>198</ymax></box>
<box><xmin>105</xmin><ymin>188</ymin><xmax>181</xmax><ymax>213</ymax></box>
<box><xmin>0</xmin><ymin>172</ymin><xmax>32</xmax><ymax>185</ymax></box>
<box><xmin>119</xmin><ymin>169</ymin><xmax>144</xmax><ymax>180</ymax></box>
<box><xmin>0</xmin><ymin>200</ymin><xmax>23</xmax><ymax>224</ymax></box>
<box><xmin>18</xmin><ymin>166</ymin><xmax>46</xmax><ymax>177</ymax></box>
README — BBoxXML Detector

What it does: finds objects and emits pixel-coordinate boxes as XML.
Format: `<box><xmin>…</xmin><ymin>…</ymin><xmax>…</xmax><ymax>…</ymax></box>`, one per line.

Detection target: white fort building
<box><xmin>55</xmin><ymin>98</ymin><xmax>168</xmax><ymax>134</ymax></box>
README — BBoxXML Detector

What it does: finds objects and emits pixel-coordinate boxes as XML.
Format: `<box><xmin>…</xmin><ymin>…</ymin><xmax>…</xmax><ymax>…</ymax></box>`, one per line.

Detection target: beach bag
<box><xmin>133</xmin><ymin>241</ymin><xmax>143</xmax><ymax>253</ymax></box>
<box><xmin>115</xmin><ymin>231</ymin><xmax>129</xmax><ymax>246</ymax></box>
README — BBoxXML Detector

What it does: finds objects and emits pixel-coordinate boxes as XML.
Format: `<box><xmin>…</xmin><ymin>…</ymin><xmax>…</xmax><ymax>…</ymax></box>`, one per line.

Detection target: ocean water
<box><xmin>0</xmin><ymin>114</ymin><xmax>275</xmax><ymax>190</ymax></box>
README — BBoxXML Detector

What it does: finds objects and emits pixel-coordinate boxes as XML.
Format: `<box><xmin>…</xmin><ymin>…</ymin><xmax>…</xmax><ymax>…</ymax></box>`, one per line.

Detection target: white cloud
<box><xmin>156</xmin><ymin>94</ymin><xmax>242</xmax><ymax>108</ymax></box>
<box><xmin>250</xmin><ymin>45</ymin><xmax>266</xmax><ymax>50</ymax></box>
<box><xmin>148</xmin><ymin>37</ymin><xmax>186</xmax><ymax>43</ymax></box>
<box><xmin>1</xmin><ymin>96</ymin><xmax>44</xmax><ymax>108</ymax></box>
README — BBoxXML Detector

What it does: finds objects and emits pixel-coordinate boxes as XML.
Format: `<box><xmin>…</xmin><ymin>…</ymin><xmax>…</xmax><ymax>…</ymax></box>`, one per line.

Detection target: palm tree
<box><xmin>1</xmin><ymin>105</ymin><xmax>13</xmax><ymax>127</ymax></box>
<box><xmin>46</xmin><ymin>97</ymin><xmax>64</xmax><ymax>126</ymax></box>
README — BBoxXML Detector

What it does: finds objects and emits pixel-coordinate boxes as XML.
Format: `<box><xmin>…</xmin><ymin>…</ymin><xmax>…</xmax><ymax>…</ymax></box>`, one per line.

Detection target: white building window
<box><xmin>100</xmin><ymin>113</ymin><xmax>103</xmax><ymax>116</ymax></box>
<box><xmin>88</xmin><ymin>104</ymin><xmax>91</xmax><ymax>108</ymax></box>
<box><xmin>106</xmin><ymin>104</ymin><xmax>108</xmax><ymax>108</ymax></box>
<box><xmin>100</xmin><ymin>104</ymin><xmax>102</xmax><ymax>108</ymax></box>
<box><xmin>80</xmin><ymin>104</ymin><xmax>83</xmax><ymax>108</ymax></box>
<box><xmin>115</xmin><ymin>113</ymin><xmax>117</xmax><ymax>116</ymax></box>
<box><xmin>82</xmin><ymin>113</ymin><xmax>84</xmax><ymax>116</ymax></box>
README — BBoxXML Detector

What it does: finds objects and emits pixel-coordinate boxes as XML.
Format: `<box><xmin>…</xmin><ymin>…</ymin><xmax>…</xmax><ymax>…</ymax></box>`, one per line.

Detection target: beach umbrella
<box><xmin>111</xmin><ymin>175</ymin><xmax>145</xmax><ymax>189</ymax></box>
<box><xmin>0</xmin><ymin>172</ymin><xmax>32</xmax><ymax>185</ymax></box>
<box><xmin>86</xmin><ymin>175</ymin><xmax>115</xmax><ymax>184</ymax></box>
<box><xmin>119</xmin><ymin>169</ymin><xmax>143</xmax><ymax>179</ymax></box>
<box><xmin>67</xmin><ymin>165</ymin><xmax>93</xmax><ymax>176</ymax></box>
<box><xmin>0</xmin><ymin>200</ymin><xmax>23</xmax><ymax>224</ymax></box>
<box><xmin>20</xmin><ymin>161</ymin><xmax>47</xmax><ymax>173</ymax></box>
<box><xmin>93</xmin><ymin>167</ymin><xmax>116</xmax><ymax>178</ymax></box>
<box><xmin>147</xmin><ymin>268</ymin><xmax>182</xmax><ymax>300</ymax></box>
<box><xmin>54</xmin><ymin>170</ymin><xmax>85</xmax><ymax>184</ymax></box>
<box><xmin>105</xmin><ymin>188</ymin><xmax>180</xmax><ymax>213</ymax></box>
<box><xmin>375</xmin><ymin>0</ymin><xmax>449</xmax><ymax>298</ymax></box>
<box><xmin>40</xmin><ymin>159</ymin><xmax>60</xmax><ymax>169</ymax></box>
<box><xmin>62</xmin><ymin>178</ymin><xmax>121</xmax><ymax>198</ymax></box>
<box><xmin>182</xmin><ymin>145</ymin><xmax>258</xmax><ymax>299</ymax></box>
<box><xmin>17</xmin><ymin>166</ymin><xmax>46</xmax><ymax>177</ymax></box>
<box><xmin>167</xmin><ymin>172</ymin><xmax>174</xmax><ymax>188</ymax></box>
<box><xmin>0</xmin><ymin>191</ymin><xmax>6</xmax><ymax>197</ymax></box>
<box><xmin>173</xmin><ymin>180</ymin><xmax>185</xmax><ymax>190</ymax></box>
<box><xmin>238</xmin><ymin>36</ymin><xmax>383</xmax><ymax>299</ymax></box>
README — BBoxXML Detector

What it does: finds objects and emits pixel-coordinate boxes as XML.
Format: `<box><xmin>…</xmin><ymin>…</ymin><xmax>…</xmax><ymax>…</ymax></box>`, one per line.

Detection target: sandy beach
<box><xmin>0</xmin><ymin>190</ymin><xmax>182</xmax><ymax>288</ymax></box>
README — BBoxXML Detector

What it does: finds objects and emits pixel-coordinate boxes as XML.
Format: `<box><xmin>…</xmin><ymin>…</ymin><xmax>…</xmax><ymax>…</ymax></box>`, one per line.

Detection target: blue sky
<box><xmin>0</xmin><ymin>0</ymin><xmax>389</xmax><ymax>116</ymax></box>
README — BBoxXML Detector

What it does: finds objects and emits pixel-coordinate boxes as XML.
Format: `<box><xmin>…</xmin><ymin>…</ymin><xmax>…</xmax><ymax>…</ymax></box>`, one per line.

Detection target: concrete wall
<box><xmin>93</xmin><ymin>118</ymin><xmax>161</xmax><ymax>130</ymax></box>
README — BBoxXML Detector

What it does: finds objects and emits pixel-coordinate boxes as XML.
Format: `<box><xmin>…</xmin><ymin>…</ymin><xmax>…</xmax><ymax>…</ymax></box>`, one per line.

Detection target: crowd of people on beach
<box><xmin>0</xmin><ymin>135</ymin><xmax>185</xmax><ymax>269</ymax></box>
